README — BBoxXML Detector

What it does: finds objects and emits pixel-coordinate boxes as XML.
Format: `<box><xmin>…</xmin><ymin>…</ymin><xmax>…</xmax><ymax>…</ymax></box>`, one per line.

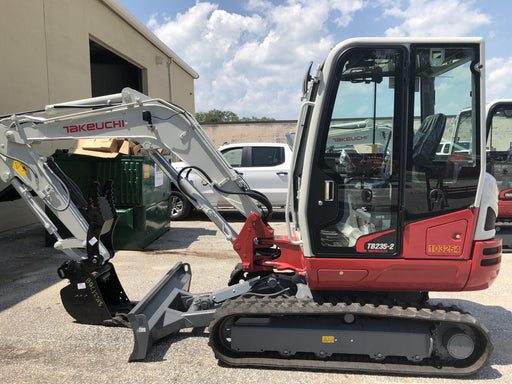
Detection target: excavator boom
<box><xmin>0</xmin><ymin>88</ymin><xmax>265</xmax><ymax>256</ymax></box>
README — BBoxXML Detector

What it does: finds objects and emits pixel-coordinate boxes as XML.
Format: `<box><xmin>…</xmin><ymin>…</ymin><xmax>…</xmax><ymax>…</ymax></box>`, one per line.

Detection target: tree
<box><xmin>195</xmin><ymin>109</ymin><xmax>239</xmax><ymax>123</ymax></box>
<box><xmin>240</xmin><ymin>116</ymin><xmax>275</xmax><ymax>122</ymax></box>
<box><xmin>196</xmin><ymin>109</ymin><xmax>275</xmax><ymax>123</ymax></box>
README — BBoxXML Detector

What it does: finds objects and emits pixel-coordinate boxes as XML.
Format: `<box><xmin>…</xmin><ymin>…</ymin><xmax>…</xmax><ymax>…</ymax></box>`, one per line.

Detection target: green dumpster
<box><xmin>46</xmin><ymin>151</ymin><xmax>172</xmax><ymax>250</ymax></box>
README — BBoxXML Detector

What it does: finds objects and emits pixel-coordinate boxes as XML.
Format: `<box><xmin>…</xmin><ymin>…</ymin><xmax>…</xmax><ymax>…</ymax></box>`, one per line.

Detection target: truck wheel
<box><xmin>171</xmin><ymin>191</ymin><xmax>191</xmax><ymax>220</ymax></box>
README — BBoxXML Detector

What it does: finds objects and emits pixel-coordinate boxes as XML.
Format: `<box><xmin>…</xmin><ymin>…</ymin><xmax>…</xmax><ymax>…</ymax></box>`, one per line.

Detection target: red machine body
<box><xmin>235</xmin><ymin>210</ymin><xmax>501</xmax><ymax>293</ymax></box>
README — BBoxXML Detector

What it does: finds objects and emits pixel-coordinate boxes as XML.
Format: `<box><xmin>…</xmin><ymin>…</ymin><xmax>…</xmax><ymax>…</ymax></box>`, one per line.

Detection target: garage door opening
<box><xmin>89</xmin><ymin>40</ymin><xmax>143</xmax><ymax>97</ymax></box>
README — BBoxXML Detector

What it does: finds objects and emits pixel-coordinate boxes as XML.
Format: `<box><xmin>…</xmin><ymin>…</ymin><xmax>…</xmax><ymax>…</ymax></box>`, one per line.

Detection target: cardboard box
<box><xmin>69</xmin><ymin>139</ymin><xmax>165</xmax><ymax>157</ymax></box>
<box><xmin>119</xmin><ymin>140</ymin><xmax>130</xmax><ymax>155</ymax></box>
<box><xmin>71</xmin><ymin>139</ymin><xmax>125</xmax><ymax>158</ymax></box>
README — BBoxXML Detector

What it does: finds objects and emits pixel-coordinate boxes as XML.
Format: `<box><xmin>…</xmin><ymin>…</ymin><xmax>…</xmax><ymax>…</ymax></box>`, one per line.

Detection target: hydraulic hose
<box><xmin>176</xmin><ymin>165</ymin><xmax>273</xmax><ymax>223</ymax></box>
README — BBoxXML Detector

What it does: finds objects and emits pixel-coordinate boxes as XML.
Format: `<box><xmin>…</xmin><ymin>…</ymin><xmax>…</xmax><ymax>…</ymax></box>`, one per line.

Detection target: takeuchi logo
<box><xmin>62</xmin><ymin>120</ymin><xmax>125</xmax><ymax>133</ymax></box>
<box><xmin>332</xmin><ymin>135</ymin><xmax>368</xmax><ymax>143</ymax></box>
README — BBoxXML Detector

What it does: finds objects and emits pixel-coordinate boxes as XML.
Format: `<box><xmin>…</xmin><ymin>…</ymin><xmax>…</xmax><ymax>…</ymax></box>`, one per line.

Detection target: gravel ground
<box><xmin>0</xmin><ymin>210</ymin><xmax>510</xmax><ymax>384</ymax></box>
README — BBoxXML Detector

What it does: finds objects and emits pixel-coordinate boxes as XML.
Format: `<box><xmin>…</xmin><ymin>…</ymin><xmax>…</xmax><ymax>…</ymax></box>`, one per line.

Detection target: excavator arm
<box><xmin>0</xmin><ymin>88</ymin><xmax>285</xmax><ymax>358</ymax></box>
<box><xmin>0</xmin><ymin>88</ymin><xmax>266</xmax><ymax>260</ymax></box>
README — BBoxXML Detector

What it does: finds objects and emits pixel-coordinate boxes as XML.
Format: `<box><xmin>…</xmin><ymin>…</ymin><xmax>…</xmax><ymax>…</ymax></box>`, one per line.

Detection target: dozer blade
<box><xmin>59</xmin><ymin>262</ymin><xmax>132</xmax><ymax>325</ymax></box>
<box><xmin>61</xmin><ymin>260</ymin><xmax>255</xmax><ymax>361</ymax></box>
<box><xmin>127</xmin><ymin>262</ymin><xmax>194</xmax><ymax>361</ymax></box>
<box><xmin>126</xmin><ymin>262</ymin><xmax>262</xmax><ymax>361</ymax></box>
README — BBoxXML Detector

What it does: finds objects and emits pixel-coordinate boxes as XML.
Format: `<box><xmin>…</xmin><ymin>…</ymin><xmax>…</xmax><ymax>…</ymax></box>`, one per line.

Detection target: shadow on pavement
<box><xmin>0</xmin><ymin>224</ymin><xmax>67</xmax><ymax>311</ymax></box>
<box><xmin>146</xmin><ymin>225</ymin><xmax>218</xmax><ymax>251</ymax></box>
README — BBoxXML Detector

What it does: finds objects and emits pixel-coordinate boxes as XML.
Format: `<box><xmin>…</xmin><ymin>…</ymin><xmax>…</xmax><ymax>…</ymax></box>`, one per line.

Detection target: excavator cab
<box><xmin>292</xmin><ymin>40</ymin><xmax>498</xmax><ymax>292</ymax></box>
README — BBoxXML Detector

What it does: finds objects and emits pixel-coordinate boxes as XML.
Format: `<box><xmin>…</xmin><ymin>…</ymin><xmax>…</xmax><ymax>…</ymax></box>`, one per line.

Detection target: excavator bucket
<box><xmin>55</xmin><ymin>179</ymin><xmax>205</xmax><ymax>351</ymax></box>
<box><xmin>57</xmin><ymin>180</ymin><xmax>131</xmax><ymax>325</ymax></box>
<box><xmin>59</xmin><ymin>261</ymin><xmax>131</xmax><ymax>325</ymax></box>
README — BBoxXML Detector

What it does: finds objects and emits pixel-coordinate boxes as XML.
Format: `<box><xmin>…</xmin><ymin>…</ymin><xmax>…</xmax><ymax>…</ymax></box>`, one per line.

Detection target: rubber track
<box><xmin>208</xmin><ymin>296</ymin><xmax>493</xmax><ymax>376</ymax></box>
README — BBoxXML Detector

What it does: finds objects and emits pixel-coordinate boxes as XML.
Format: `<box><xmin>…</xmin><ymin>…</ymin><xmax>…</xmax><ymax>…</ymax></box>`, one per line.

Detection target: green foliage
<box><xmin>196</xmin><ymin>109</ymin><xmax>275</xmax><ymax>123</ymax></box>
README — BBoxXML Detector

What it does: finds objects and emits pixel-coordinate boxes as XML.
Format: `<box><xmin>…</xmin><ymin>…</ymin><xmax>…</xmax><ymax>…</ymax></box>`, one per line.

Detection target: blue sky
<box><xmin>119</xmin><ymin>0</ymin><xmax>512</xmax><ymax>119</ymax></box>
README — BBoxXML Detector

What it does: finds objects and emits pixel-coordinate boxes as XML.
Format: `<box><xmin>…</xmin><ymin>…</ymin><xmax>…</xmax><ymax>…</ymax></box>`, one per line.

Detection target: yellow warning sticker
<box><xmin>12</xmin><ymin>161</ymin><xmax>28</xmax><ymax>177</ymax></box>
<box><xmin>143</xmin><ymin>164</ymin><xmax>150</xmax><ymax>178</ymax></box>
<box><xmin>322</xmin><ymin>336</ymin><xmax>335</xmax><ymax>343</ymax></box>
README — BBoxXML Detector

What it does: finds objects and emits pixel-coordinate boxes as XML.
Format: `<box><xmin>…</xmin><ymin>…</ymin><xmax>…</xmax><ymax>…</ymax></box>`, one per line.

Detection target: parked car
<box><xmin>171</xmin><ymin>143</ymin><xmax>292</xmax><ymax>219</ymax></box>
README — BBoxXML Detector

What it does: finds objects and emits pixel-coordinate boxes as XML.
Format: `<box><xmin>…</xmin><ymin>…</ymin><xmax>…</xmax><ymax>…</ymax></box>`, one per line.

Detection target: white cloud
<box><xmin>382</xmin><ymin>0</ymin><xmax>491</xmax><ymax>37</ymax></box>
<box><xmin>148</xmin><ymin>0</ymin><xmax>367</xmax><ymax>119</ymax></box>
<box><xmin>330</xmin><ymin>0</ymin><xmax>366</xmax><ymax>27</ymax></box>
<box><xmin>245</xmin><ymin>0</ymin><xmax>273</xmax><ymax>12</ymax></box>
<box><xmin>487</xmin><ymin>57</ymin><xmax>512</xmax><ymax>102</ymax></box>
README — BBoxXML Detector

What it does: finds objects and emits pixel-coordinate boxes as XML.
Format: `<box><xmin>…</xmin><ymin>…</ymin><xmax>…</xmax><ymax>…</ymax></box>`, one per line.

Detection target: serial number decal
<box><xmin>85</xmin><ymin>277</ymin><xmax>105</xmax><ymax>308</ymax></box>
<box><xmin>427</xmin><ymin>244</ymin><xmax>461</xmax><ymax>254</ymax></box>
<box><xmin>365</xmin><ymin>242</ymin><xmax>395</xmax><ymax>252</ymax></box>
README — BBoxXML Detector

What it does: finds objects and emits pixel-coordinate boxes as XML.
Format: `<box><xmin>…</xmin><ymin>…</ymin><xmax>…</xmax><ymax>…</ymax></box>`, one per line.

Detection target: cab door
<box><xmin>305</xmin><ymin>47</ymin><xmax>404</xmax><ymax>256</ymax></box>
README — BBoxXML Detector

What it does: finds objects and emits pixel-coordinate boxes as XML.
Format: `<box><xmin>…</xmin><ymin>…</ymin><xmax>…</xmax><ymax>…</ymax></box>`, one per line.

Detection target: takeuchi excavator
<box><xmin>486</xmin><ymin>100</ymin><xmax>512</xmax><ymax>246</ymax></box>
<box><xmin>0</xmin><ymin>37</ymin><xmax>502</xmax><ymax>376</ymax></box>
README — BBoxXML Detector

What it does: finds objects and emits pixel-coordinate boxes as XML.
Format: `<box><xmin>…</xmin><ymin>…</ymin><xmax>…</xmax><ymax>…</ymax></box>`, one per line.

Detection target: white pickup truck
<box><xmin>171</xmin><ymin>142</ymin><xmax>292</xmax><ymax>219</ymax></box>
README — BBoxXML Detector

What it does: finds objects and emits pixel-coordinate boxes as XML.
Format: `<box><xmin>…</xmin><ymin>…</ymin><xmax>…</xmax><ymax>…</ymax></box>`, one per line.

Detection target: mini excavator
<box><xmin>0</xmin><ymin>37</ymin><xmax>502</xmax><ymax>376</ymax></box>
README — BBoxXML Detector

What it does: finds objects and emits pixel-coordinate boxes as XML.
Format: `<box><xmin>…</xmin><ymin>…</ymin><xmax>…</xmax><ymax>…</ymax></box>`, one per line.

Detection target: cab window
<box><xmin>406</xmin><ymin>46</ymin><xmax>480</xmax><ymax>218</ymax></box>
<box><xmin>221</xmin><ymin>147</ymin><xmax>243</xmax><ymax>167</ymax></box>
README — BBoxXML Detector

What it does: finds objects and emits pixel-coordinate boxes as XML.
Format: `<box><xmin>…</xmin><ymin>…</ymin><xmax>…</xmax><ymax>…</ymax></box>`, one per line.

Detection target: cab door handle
<box><xmin>276</xmin><ymin>171</ymin><xmax>288</xmax><ymax>176</ymax></box>
<box><xmin>324</xmin><ymin>180</ymin><xmax>334</xmax><ymax>201</ymax></box>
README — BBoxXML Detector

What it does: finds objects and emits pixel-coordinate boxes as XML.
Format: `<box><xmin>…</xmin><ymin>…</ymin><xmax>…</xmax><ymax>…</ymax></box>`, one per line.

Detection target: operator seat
<box><xmin>412</xmin><ymin>113</ymin><xmax>447</xmax><ymax>169</ymax></box>
<box><xmin>412</xmin><ymin>113</ymin><xmax>447</xmax><ymax>210</ymax></box>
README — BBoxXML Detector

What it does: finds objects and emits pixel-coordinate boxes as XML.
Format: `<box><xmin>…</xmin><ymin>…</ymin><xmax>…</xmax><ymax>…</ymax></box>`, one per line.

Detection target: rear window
<box><xmin>251</xmin><ymin>146</ymin><xmax>284</xmax><ymax>167</ymax></box>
